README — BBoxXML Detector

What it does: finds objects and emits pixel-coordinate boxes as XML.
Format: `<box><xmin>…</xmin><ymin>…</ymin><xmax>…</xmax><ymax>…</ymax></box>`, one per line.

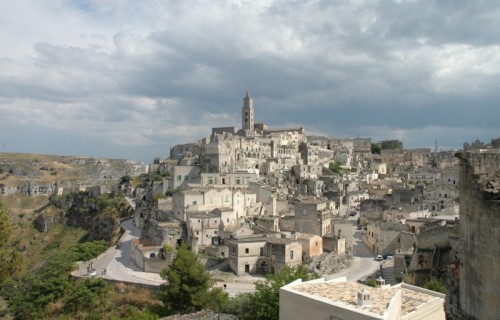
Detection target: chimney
<box><xmin>357</xmin><ymin>288</ymin><xmax>371</xmax><ymax>306</ymax></box>
<box><xmin>376</xmin><ymin>276</ymin><xmax>386</xmax><ymax>288</ymax></box>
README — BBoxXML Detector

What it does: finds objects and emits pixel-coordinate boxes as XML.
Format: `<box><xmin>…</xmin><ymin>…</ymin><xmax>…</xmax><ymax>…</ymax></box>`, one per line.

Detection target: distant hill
<box><xmin>0</xmin><ymin>152</ymin><xmax>147</xmax><ymax>196</ymax></box>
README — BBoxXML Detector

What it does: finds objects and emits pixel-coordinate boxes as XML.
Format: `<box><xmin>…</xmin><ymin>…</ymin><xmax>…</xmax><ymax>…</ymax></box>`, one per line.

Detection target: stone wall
<box><xmin>417</xmin><ymin>224</ymin><xmax>453</xmax><ymax>249</ymax></box>
<box><xmin>453</xmin><ymin>150</ymin><xmax>500</xmax><ymax>320</ymax></box>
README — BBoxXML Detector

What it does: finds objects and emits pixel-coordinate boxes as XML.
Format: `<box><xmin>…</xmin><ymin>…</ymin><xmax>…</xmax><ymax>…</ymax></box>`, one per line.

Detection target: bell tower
<box><xmin>242</xmin><ymin>91</ymin><xmax>254</xmax><ymax>130</ymax></box>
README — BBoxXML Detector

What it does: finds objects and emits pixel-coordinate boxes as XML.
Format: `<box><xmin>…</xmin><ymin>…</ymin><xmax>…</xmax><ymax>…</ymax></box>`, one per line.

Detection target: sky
<box><xmin>0</xmin><ymin>0</ymin><xmax>499</xmax><ymax>163</ymax></box>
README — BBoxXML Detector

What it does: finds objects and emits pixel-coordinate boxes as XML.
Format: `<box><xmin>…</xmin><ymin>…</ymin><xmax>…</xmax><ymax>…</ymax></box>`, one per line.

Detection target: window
<box><xmin>214</xmin><ymin>230</ymin><xmax>217</xmax><ymax>234</ymax></box>
<box><xmin>196</xmin><ymin>231</ymin><xmax>199</xmax><ymax>235</ymax></box>
<box><xmin>232</xmin><ymin>246</ymin><xmax>235</xmax><ymax>253</ymax></box>
<box><xmin>208</xmin><ymin>178</ymin><xmax>213</xmax><ymax>185</ymax></box>
<box><xmin>245</xmin><ymin>248</ymin><xmax>249</xmax><ymax>254</ymax></box>
<box><xmin>303</xmin><ymin>209</ymin><xmax>307</xmax><ymax>216</ymax></box>
<box><xmin>316</xmin><ymin>242</ymin><xmax>318</xmax><ymax>246</ymax></box>
<box><xmin>177</xmin><ymin>175</ymin><xmax>182</xmax><ymax>181</ymax></box>
<box><xmin>227</xmin><ymin>218</ymin><xmax>229</xmax><ymax>223</ymax></box>
<box><xmin>192</xmin><ymin>201</ymin><xmax>197</xmax><ymax>205</ymax></box>
<box><xmin>236</xmin><ymin>178</ymin><xmax>241</xmax><ymax>184</ymax></box>
<box><xmin>290</xmin><ymin>250</ymin><xmax>294</xmax><ymax>259</ymax></box>
<box><xmin>260</xmin><ymin>247</ymin><xmax>264</xmax><ymax>256</ymax></box>
<box><xmin>225</xmin><ymin>195</ymin><xmax>230</xmax><ymax>202</ymax></box>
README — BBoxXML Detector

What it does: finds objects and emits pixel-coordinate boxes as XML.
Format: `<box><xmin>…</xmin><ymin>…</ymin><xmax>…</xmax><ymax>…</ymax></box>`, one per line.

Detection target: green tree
<box><xmin>63</xmin><ymin>277</ymin><xmax>108</xmax><ymax>313</ymax></box>
<box><xmin>2</xmin><ymin>240</ymin><xmax>109</xmax><ymax>318</ymax></box>
<box><xmin>158</xmin><ymin>244</ymin><xmax>228</xmax><ymax>315</ymax></box>
<box><xmin>239</xmin><ymin>265</ymin><xmax>316</xmax><ymax>320</ymax></box>
<box><xmin>371</xmin><ymin>143</ymin><xmax>381</xmax><ymax>154</ymax></box>
<box><xmin>120</xmin><ymin>175</ymin><xmax>132</xmax><ymax>184</ymax></box>
<box><xmin>0</xmin><ymin>200</ymin><xmax>22</xmax><ymax>285</ymax></box>
<box><xmin>328</xmin><ymin>161</ymin><xmax>343</xmax><ymax>175</ymax></box>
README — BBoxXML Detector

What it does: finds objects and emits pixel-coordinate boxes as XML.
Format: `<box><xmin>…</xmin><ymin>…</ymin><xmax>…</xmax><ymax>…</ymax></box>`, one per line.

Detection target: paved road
<box><xmin>74</xmin><ymin>210</ymin><xmax>391</xmax><ymax>292</ymax></box>
<box><xmin>74</xmin><ymin>218</ymin><xmax>164</xmax><ymax>286</ymax></box>
<box><xmin>326</xmin><ymin>229</ymin><xmax>382</xmax><ymax>282</ymax></box>
<box><xmin>214</xmin><ymin>227</ymin><xmax>386</xmax><ymax>296</ymax></box>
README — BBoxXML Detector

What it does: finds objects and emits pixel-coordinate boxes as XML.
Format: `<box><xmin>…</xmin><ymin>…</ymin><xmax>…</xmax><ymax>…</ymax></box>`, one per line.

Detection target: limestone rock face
<box><xmin>307</xmin><ymin>252</ymin><xmax>353</xmax><ymax>276</ymax></box>
<box><xmin>34</xmin><ymin>208</ymin><xmax>64</xmax><ymax>232</ymax></box>
<box><xmin>34</xmin><ymin>191</ymin><xmax>131</xmax><ymax>244</ymax></box>
<box><xmin>87</xmin><ymin>210</ymin><xmax>121</xmax><ymax>241</ymax></box>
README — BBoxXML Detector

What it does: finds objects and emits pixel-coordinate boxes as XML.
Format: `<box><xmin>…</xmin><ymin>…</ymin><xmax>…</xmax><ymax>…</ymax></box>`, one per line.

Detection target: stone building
<box><xmin>227</xmin><ymin>235</ymin><xmax>269</xmax><ymax>275</ymax></box>
<box><xmin>265</xmin><ymin>237</ymin><xmax>303</xmax><ymax>274</ymax></box>
<box><xmin>294</xmin><ymin>232</ymin><xmax>323</xmax><ymax>261</ymax></box>
<box><xmin>187</xmin><ymin>212</ymin><xmax>221</xmax><ymax>251</ymax></box>
<box><xmin>294</xmin><ymin>198</ymin><xmax>333</xmax><ymax>236</ymax></box>
<box><xmin>172</xmin><ymin>187</ymin><xmax>257</xmax><ymax>221</ymax></box>
<box><xmin>331</xmin><ymin>219</ymin><xmax>354</xmax><ymax>251</ymax></box>
<box><xmin>363</xmin><ymin>222</ymin><xmax>409</xmax><ymax>255</ymax></box>
<box><xmin>130</xmin><ymin>238</ymin><xmax>173</xmax><ymax>273</ymax></box>
<box><xmin>200</xmin><ymin>171</ymin><xmax>258</xmax><ymax>188</ymax></box>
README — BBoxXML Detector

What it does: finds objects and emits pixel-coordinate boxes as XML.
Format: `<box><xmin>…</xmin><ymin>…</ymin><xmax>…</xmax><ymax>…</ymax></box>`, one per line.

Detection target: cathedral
<box><xmin>170</xmin><ymin>92</ymin><xmax>307</xmax><ymax>173</ymax></box>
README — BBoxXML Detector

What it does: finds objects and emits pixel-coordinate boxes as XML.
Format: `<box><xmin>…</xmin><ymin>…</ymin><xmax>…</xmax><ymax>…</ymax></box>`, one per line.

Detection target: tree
<box><xmin>239</xmin><ymin>265</ymin><xmax>316</xmax><ymax>320</ymax></box>
<box><xmin>120</xmin><ymin>175</ymin><xmax>132</xmax><ymax>184</ymax></box>
<box><xmin>371</xmin><ymin>143</ymin><xmax>381</xmax><ymax>154</ymax></box>
<box><xmin>158</xmin><ymin>244</ymin><xmax>228</xmax><ymax>315</ymax></box>
<box><xmin>328</xmin><ymin>161</ymin><xmax>343</xmax><ymax>175</ymax></box>
<box><xmin>0</xmin><ymin>200</ymin><xmax>22</xmax><ymax>285</ymax></box>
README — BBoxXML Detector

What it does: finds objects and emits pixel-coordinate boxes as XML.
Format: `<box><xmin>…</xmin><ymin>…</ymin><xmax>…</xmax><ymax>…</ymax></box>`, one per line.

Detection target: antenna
<box><xmin>434</xmin><ymin>138</ymin><xmax>438</xmax><ymax>152</ymax></box>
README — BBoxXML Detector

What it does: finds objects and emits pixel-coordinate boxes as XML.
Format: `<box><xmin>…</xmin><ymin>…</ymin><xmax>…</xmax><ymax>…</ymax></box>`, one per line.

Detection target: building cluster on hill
<box><xmin>122</xmin><ymin>93</ymin><xmax>499</xmax><ymax>319</ymax></box>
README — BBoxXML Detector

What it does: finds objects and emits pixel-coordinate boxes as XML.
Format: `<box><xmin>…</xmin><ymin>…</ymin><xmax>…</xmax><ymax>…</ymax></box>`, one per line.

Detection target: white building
<box><xmin>280</xmin><ymin>277</ymin><xmax>445</xmax><ymax>320</ymax></box>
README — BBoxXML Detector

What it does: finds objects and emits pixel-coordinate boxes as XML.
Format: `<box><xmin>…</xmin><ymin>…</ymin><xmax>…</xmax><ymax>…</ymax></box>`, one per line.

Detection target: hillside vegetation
<box><xmin>0</xmin><ymin>152</ymin><xmax>158</xmax><ymax>319</ymax></box>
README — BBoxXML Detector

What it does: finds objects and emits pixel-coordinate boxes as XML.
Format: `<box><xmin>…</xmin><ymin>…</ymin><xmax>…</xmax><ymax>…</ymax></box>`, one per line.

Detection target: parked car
<box><xmin>376</xmin><ymin>255</ymin><xmax>383</xmax><ymax>261</ymax></box>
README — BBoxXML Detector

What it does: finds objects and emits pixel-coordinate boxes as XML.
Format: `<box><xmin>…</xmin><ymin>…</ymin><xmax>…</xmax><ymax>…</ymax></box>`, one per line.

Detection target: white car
<box><xmin>376</xmin><ymin>255</ymin><xmax>383</xmax><ymax>261</ymax></box>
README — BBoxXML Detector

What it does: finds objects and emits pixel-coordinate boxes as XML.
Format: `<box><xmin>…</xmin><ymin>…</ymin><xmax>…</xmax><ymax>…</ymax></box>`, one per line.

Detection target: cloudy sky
<box><xmin>1</xmin><ymin>0</ymin><xmax>499</xmax><ymax>162</ymax></box>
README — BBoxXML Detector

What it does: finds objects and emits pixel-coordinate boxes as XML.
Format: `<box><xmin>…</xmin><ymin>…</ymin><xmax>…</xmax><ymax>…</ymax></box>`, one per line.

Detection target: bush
<box><xmin>365</xmin><ymin>278</ymin><xmax>377</xmax><ymax>287</ymax></box>
<box><xmin>70</xmin><ymin>240</ymin><xmax>108</xmax><ymax>261</ymax></box>
<box><xmin>423</xmin><ymin>277</ymin><xmax>445</xmax><ymax>293</ymax></box>
<box><xmin>120</xmin><ymin>175</ymin><xmax>132</xmax><ymax>184</ymax></box>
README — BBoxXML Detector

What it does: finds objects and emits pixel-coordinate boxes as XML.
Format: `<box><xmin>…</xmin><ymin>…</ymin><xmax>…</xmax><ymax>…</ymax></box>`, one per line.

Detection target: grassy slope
<box><xmin>0</xmin><ymin>153</ymin><xmax>159</xmax><ymax>319</ymax></box>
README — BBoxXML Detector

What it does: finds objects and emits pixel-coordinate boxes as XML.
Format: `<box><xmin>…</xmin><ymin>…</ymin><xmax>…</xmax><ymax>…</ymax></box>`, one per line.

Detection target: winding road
<box><xmin>73</xmin><ymin>218</ymin><xmax>164</xmax><ymax>286</ymax></box>
<box><xmin>74</xmin><ymin>211</ymin><xmax>391</xmax><ymax>294</ymax></box>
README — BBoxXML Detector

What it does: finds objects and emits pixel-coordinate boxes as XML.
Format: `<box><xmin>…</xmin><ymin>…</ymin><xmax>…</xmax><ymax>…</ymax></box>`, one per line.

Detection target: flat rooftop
<box><xmin>291</xmin><ymin>280</ymin><xmax>442</xmax><ymax>317</ymax></box>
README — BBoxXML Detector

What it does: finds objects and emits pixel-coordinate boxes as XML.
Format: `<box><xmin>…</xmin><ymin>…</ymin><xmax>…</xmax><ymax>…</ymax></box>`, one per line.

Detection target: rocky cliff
<box><xmin>34</xmin><ymin>191</ymin><xmax>133</xmax><ymax>244</ymax></box>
